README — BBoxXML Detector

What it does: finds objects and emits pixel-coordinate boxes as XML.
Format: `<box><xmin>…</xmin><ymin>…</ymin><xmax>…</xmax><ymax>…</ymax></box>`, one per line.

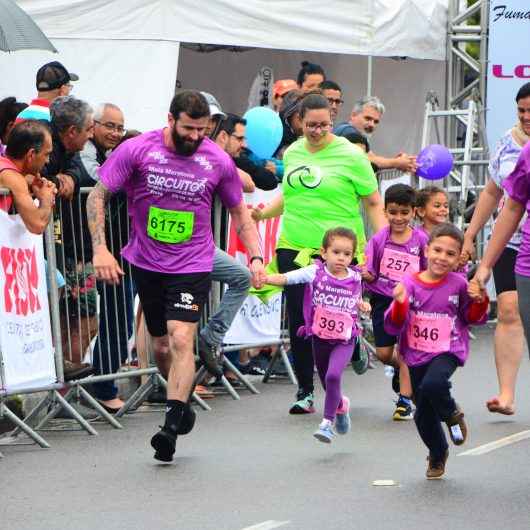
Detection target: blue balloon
<box><xmin>243</xmin><ymin>106</ymin><xmax>283</xmax><ymax>159</ymax></box>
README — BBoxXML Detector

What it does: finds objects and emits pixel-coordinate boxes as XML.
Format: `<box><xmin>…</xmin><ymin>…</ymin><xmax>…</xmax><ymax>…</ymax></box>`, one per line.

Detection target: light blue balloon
<box><xmin>243</xmin><ymin>106</ymin><xmax>283</xmax><ymax>159</ymax></box>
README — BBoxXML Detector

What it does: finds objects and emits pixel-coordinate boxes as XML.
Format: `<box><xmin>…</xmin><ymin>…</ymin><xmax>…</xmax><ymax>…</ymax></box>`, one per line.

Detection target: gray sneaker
<box><xmin>197</xmin><ymin>335</ymin><xmax>223</xmax><ymax>377</ymax></box>
<box><xmin>351</xmin><ymin>341</ymin><xmax>369</xmax><ymax>375</ymax></box>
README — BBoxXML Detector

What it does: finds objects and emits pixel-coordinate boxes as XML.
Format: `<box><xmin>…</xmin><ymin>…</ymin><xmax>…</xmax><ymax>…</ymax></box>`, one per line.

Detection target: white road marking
<box><xmin>372</xmin><ymin>479</ymin><xmax>398</xmax><ymax>486</ymax></box>
<box><xmin>241</xmin><ymin>521</ymin><xmax>290</xmax><ymax>530</ymax></box>
<box><xmin>458</xmin><ymin>429</ymin><xmax>530</xmax><ymax>456</ymax></box>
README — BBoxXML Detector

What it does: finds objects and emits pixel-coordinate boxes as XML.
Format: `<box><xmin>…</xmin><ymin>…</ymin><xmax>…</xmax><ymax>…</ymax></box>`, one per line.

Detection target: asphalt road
<box><xmin>2</xmin><ymin>326</ymin><xmax>530</xmax><ymax>530</ymax></box>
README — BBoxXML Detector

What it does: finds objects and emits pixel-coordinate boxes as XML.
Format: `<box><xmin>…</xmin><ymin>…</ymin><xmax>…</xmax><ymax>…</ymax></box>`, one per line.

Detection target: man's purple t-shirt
<box><xmin>364</xmin><ymin>226</ymin><xmax>428</xmax><ymax>297</ymax></box>
<box><xmin>501</xmin><ymin>142</ymin><xmax>530</xmax><ymax>277</ymax></box>
<box><xmin>383</xmin><ymin>272</ymin><xmax>486</xmax><ymax>367</ymax></box>
<box><xmin>98</xmin><ymin>130</ymin><xmax>242</xmax><ymax>274</ymax></box>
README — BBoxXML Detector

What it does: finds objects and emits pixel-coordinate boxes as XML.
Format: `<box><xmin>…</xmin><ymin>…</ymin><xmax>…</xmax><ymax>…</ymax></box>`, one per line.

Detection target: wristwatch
<box><xmin>250</xmin><ymin>256</ymin><xmax>264</xmax><ymax>264</ymax></box>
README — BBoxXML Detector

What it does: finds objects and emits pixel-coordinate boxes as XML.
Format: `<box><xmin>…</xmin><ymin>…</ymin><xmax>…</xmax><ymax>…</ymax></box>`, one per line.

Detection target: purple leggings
<box><xmin>312</xmin><ymin>337</ymin><xmax>355</xmax><ymax>421</ymax></box>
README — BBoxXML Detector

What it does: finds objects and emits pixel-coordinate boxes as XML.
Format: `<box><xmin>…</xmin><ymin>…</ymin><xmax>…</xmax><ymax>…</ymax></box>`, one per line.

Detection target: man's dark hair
<box><xmin>516</xmin><ymin>82</ymin><xmax>530</xmax><ymax>103</ymax></box>
<box><xmin>343</xmin><ymin>130</ymin><xmax>370</xmax><ymax>152</ymax></box>
<box><xmin>299</xmin><ymin>93</ymin><xmax>330</xmax><ymax>119</ymax></box>
<box><xmin>429</xmin><ymin>222</ymin><xmax>464</xmax><ymax>251</ymax></box>
<box><xmin>217</xmin><ymin>113</ymin><xmax>246</xmax><ymax>137</ymax></box>
<box><xmin>6</xmin><ymin>120</ymin><xmax>50</xmax><ymax>159</ymax></box>
<box><xmin>0</xmin><ymin>97</ymin><xmax>28</xmax><ymax>140</ymax></box>
<box><xmin>384</xmin><ymin>183</ymin><xmax>416</xmax><ymax>208</ymax></box>
<box><xmin>50</xmin><ymin>96</ymin><xmax>92</xmax><ymax>133</ymax></box>
<box><xmin>319</xmin><ymin>80</ymin><xmax>342</xmax><ymax>92</ymax></box>
<box><xmin>169</xmin><ymin>90</ymin><xmax>210</xmax><ymax>120</ymax></box>
<box><xmin>297</xmin><ymin>61</ymin><xmax>325</xmax><ymax>86</ymax></box>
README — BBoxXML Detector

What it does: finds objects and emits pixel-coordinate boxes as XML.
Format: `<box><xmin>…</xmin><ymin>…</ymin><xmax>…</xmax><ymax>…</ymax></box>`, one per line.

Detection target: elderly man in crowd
<box><xmin>44</xmin><ymin>96</ymin><xmax>97</xmax><ymax>393</ymax></box>
<box><xmin>335</xmin><ymin>95</ymin><xmax>417</xmax><ymax>172</ymax></box>
<box><xmin>0</xmin><ymin>120</ymin><xmax>56</xmax><ymax>230</ymax></box>
<box><xmin>75</xmin><ymin>103</ymin><xmax>133</xmax><ymax>413</ymax></box>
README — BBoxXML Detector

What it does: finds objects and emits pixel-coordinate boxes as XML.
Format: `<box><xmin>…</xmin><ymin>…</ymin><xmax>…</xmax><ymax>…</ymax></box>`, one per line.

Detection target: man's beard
<box><xmin>171</xmin><ymin>126</ymin><xmax>203</xmax><ymax>156</ymax></box>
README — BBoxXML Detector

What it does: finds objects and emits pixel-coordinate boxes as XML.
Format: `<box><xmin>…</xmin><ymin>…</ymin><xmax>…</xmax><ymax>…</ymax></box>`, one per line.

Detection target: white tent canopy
<box><xmin>0</xmin><ymin>1</ymin><xmax>448</xmax><ymax>134</ymax></box>
<box><xmin>17</xmin><ymin>0</ymin><xmax>448</xmax><ymax>59</ymax></box>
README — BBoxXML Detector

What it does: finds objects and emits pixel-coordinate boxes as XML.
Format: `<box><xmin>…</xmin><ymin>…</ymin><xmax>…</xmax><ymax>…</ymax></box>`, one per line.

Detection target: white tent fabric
<box><xmin>0</xmin><ymin>39</ymin><xmax>180</xmax><ymax>132</ymax></box>
<box><xmin>0</xmin><ymin>1</ymin><xmax>448</xmax><ymax>134</ymax></box>
<box><xmin>16</xmin><ymin>0</ymin><xmax>448</xmax><ymax>60</ymax></box>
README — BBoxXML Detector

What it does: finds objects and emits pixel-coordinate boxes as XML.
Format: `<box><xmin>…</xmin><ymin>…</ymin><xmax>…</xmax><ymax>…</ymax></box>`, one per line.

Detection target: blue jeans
<box><xmin>92</xmin><ymin>276</ymin><xmax>135</xmax><ymax>401</ymax></box>
<box><xmin>199</xmin><ymin>248</ymin><xmax>251</xmax><ymax>347</ymax></box>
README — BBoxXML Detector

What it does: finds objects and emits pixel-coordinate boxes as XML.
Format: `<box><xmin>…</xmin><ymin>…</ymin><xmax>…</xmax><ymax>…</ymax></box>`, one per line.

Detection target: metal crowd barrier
<box><xmin>0</xmin><ymin>186</ymin><xmax>294</xmax><ymax>451</ymax></box>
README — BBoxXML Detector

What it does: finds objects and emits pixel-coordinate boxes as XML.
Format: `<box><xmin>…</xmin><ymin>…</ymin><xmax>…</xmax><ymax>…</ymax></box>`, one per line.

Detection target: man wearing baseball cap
<box><xmin>17</xmin><ymin>61</ymin><xmax>79</xmax><ymax>123</ymax></box>
<box><xmin>201</xmin><ymin>91</ymin><xmax>226</xmax><ymax>138</ymax></box>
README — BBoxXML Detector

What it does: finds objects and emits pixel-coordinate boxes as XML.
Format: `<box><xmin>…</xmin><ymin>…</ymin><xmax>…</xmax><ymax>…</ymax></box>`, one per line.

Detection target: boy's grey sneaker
<box><xmin>352</xmin><ymin>343</ymin><xmax>369</xmax><ymax>375</ymax></box>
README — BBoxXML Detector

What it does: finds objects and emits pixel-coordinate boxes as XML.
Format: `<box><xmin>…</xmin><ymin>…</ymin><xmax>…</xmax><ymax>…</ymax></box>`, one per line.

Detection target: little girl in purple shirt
<box><xmin>266</xmin><ymin>227</ymin><xmax>370</xmax><ymax>443</ymax></box>
<box><xmin>384</xmin><ymin>223</ymin><xmax>489</xmax><ymax>479</ymax></box>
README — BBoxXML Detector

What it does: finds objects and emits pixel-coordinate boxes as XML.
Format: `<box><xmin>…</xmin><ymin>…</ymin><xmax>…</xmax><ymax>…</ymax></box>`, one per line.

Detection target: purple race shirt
<box><xmin>98</xmin><ymin>129</ymin><xmax>242</xmax><ymax>274</ymax></box>
<box><xmin>502</xmin><ymin>142</ymin><xmax>530</xmax><ymax>277</ymax></box>
<box><xmin>364</xmin><ymin>226</ymin><xmax>428</xmax><ymax>297</ymax></box>
<box><xmin>384</xmin><ymin>272</ymin><xmax>486</xmax><ymax>367</ymax></box>
<box><xmin>285</xmin><ymin>261</ymin><xmax>363</xmax><ymax>344</ymax></box>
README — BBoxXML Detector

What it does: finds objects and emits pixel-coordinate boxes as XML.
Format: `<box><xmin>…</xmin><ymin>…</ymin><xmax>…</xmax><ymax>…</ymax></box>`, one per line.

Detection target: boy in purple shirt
<box><xmin>385</xmin><ymin>224</ymin><xmax>489</xmax><ymax>479</ymax></box>
<box><xmin>266</xmin><ymin>227</ymin><xmax>370</xmax><ymax>443</ymax></box>
<box><xmin>363</xmin><ymin>184</ymin><xmax>428</xmax><ymax>420</ymax></box>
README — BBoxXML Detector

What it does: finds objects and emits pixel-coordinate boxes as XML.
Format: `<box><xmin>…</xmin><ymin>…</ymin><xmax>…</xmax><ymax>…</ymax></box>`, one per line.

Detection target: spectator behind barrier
<box><xmin>297</xmin><ymin>61</ymin><xmax>326</xmax><ymax>92</ymax></box>
<box><xmin>0</xmin><ymin>97</ymin><xmax>28</xmax><ymax>156</ymax></box>
<box><xmin>16</xmin><ymin>60</ymin><xmax>79</xmax><ymax>124</ymax></box>
<box><xmin>75</xmin><ymin>102</ymin><xmax>134</xmax><ymax>413</ymax></box>
<box><xmin>215</xmin><ymin>113</ymin><xmax>277</xmax><ymax>191</ymax></box>
<box><xmin>276</xmin><ymin>89</ymin><xmax>305</xmax><ymax>158</ymax></box>
<box><xmin>272</xmin><ymin>79</ymin><xmax>298</xmax><ymax>112</ymax></box>
<box><xmin>41</xmin><ymin>96</ymin><xmax>93</xmax><ymax>200</ymax></box>
<box><xmin>319</xmin><ymin>80</ymin><xmax>343</xmax><ymax>123</ymax></box>
<box><xmin>46</xmin><ymin>96</ymin><xmax>96</xmax><ymax>390</ymax></box>
<box><xmin>0</xmin><ymin>120</ymin><xmax>56</xmax><ymax>232</ymax></box>
<box><xmin>334</xmin><ymin>95</ymin><xmax>417</xmax><ymax>173</ymax></box>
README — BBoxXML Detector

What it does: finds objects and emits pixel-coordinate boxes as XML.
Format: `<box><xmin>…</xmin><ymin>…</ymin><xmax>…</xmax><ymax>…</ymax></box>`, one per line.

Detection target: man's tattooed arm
<box><xmin>86</xmin><ymin>182</ymin><xmax>113</xmax><ymax>249</ymax></box>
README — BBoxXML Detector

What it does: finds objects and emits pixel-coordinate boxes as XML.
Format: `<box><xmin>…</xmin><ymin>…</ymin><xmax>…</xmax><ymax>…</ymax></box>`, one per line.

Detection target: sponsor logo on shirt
<box><xmin>147</xmin><ymin>151</ymin><xmax>168</xmax><ymax>164</ymax></box>
<box><xmin>286</xmin><ymin>165</ymin><xmax>323</xmax><ymax>189</ymax></box>
<box><xmin>448</xmin><ymin>295</ymin><xmax>459</xmax><ymax>306</ymax></box>
<box><xmin>194</xmin><ymin>155</ymin><xmax>212</xmax><ymax>171</ymax></box>
<box><xmin>409</xmin><ymin>246</ymin><xmax>420</xmax><ymax>255</ymax></box>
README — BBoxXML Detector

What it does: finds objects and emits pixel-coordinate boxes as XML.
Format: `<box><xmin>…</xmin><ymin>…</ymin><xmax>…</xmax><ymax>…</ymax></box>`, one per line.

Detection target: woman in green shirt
<box><xmin>253</xmin><ymin>93</ymin><xmax>386</xmax><ymax>414</ymax></box>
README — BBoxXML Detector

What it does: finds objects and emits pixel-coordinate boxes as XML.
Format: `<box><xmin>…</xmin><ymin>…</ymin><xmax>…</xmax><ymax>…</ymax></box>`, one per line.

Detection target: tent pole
<box><xmin>366</xmin><ymin>55</ymin><xmax>373</xmax><ymax>96</ymax></box>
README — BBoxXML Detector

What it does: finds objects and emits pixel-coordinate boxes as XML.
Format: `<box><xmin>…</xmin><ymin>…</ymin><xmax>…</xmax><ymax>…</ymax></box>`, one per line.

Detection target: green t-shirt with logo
<box><xmin>279</xmin><ymin>136</ymin><xmax>377</xmax><ymax>262</ymax></box>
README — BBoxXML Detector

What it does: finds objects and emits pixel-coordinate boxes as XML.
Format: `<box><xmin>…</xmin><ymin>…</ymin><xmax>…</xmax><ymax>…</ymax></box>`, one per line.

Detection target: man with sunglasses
<box><xmin>320</xmin><ymin>80</ymin><xmax>344</xmax><ymax>123</ymax></box>
<box><xmin>87</xmin><ymin>91</ymin><xmax>265</xmax><ymax>462</ymax></box>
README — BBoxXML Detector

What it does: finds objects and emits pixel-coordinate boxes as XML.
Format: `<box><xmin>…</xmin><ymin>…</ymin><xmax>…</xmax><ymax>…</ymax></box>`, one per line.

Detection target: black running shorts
<box><xmin>131</xmin><ymin>264</ymin><xmax>211</xmax><ymax>337</ymax></box>
<box><xmin>370</xmin><ymin>291</ymin><xmax>397</xmax><ymax>348</ymax></box>
<box><xmin>492</xmin><ymin>247</ymin><xmax>517</xmax><ymax>295</ymax></box>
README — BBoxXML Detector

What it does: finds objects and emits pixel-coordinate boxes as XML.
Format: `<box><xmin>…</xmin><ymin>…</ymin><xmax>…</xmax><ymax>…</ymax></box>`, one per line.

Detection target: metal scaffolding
<box><xmin>419</xmin><ymin>0</ymin><xmax>491</xmax><ymax>252</ymax></box>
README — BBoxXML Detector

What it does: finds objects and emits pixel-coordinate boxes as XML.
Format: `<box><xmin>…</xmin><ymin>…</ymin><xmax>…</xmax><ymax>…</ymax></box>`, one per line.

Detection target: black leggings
<box><xmin>277</xmin><ymin>249</ymin><xmax>314</xmax><ymax>395</ymax></box>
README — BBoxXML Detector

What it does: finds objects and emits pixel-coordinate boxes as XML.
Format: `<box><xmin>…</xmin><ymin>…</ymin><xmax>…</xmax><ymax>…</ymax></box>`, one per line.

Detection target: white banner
<box><xmin>0</xmin><ymin>211</ymin><xmax>56</xmax><ymax>392</ymax></box>
<box><xmin>486</xmin><ymin>1</ymin><xmax>530</xmax><ymax>152</ymax></box>
<box><xmin>224</xmin><ymin>187</ymin><xmax>282</xmax><ymax>345</ymax></box>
